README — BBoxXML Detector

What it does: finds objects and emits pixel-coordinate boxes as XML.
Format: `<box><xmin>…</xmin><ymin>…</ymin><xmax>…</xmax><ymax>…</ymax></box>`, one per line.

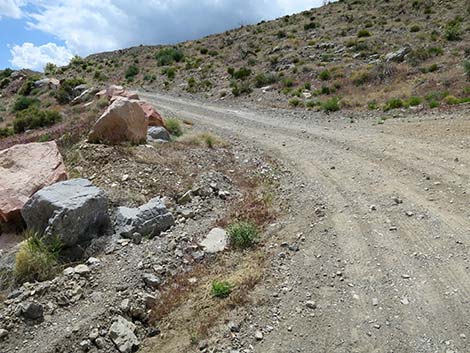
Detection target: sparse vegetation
<box><xmin>125</xmin><ymin>65</ymin><xmax>140</xmax><ymax>80</ymax></box>
<box><xmin>12</xmin><ymin>96</ymin><xmax>39</xmax><ymax>112</ymax></box>
<box><xmin>211</xmin><ymin>280</ymin><xmax>233</xmax><ymax>298</ymax></box>
<box><xmin>357</xmin><ymin>29</ymin><xmax>371</xmax><ymax>38</ymax></box>
<box><xmin>321</xmin><ymin>97</ymin><xmax>340</xmax><ymax>112</ymax></box>
<box><xmin>165</xmin><ymin>118</ymin><xmax>183</xmax><ymax>137</ymax></box>
<box><xmin>14</xmin><ymin>231</ymin><xmax>62</xmax><ymax>284</ymax></box>
<box><xmin>227</xmin><ymin>221</ymin><xmax>259</xmax><ymax>249</ymax></box>
<box><xmin>13</xmin><ymin>107</ymin><xmax>62</xmax><ymax>133</ymax></box>
<box><xmin>384</xmin><ymin>98</ymin><xmax>404</xmax><ymax>111</ymax></box>
<box><xmin>156</xmin><ymin>47</ymin><xmax>184</xmax><ymax>66</ymax></box>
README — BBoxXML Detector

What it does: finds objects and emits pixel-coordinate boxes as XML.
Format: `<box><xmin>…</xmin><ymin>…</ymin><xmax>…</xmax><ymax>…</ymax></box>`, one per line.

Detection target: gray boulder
<box><xmin>22</xmin><ymin>179</ymin><xmax>110</xmax><ymax>252</ymax></box>
<box><xmin>109</xmin><ymin>316</ymin><xmax>139</xmax><ymax>353</ymax></box>
<box><xmin>384</xmin><ymin>46</ymin><xmax>410</xmax><ymax>62</ymax></box>
<box><xmin>18</xmin><ymin>301</ymin><xmax>44</xmax><ymax>320</ymax></box>
<box><xmin>147</xmin><ymin>126</ymin><xmax>170</xmax><ymax>142</ymax></box>
<box><xmin>115</xmin><ymin>197</ymin><xmax>174</xmax><ymax>238</ymax></box>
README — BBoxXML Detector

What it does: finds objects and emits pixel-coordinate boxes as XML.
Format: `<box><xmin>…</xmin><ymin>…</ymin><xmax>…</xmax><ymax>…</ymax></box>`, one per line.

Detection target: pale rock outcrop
<box><xmin>0</xmin><ymin>141</ymin><xmax>67</xmax><ymax>223</ymax></box>
<box><xmin>88</xmin><ymin>97</ymin><xmax>148</xmax><ymax>144</ymax></box>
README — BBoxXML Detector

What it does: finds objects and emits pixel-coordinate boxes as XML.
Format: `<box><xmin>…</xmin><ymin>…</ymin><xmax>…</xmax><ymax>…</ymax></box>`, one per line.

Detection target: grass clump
<box><xmin>289</xmin><ymin>98</ymin><xmax>302</xmax><ymax>107</ymax></box>
<box><xmin>254</xmin><ymin>73</ymin><xmax>278</xmax><ymax>88</ymax></box>
<box><xmin>228</xmin><ymin>221</ymin><xmax>259</xmax><ymax>249</ymax></box>
<box><xmin>383</xmin><ymin>98</ymin><xmax>404</xmax><ymax>111</ymax></box>
<box><xmin>464</xmin><ymin>60</ymin><xmax>470</xmax><ymax>80</ymax></box>
<box><xmin>405</xmin><ymin>96</ymin><xmax>422</xmax><ymax>107</ymax></box>
<box><xmin>319</xmin><ymin>69</ymin><xmax>331</xmax><ymax>81</ymax></box>
<box><xmin>445</xmin><ymin>19</ymin><xmax>462</xmax><ymax>41</ymax></box>
<box><xmin>357</xmin><ymin>29</ymin><xmax>371</xmax><ymax>38</ymax></box>
<box><xmin>165</xmin><ymin>118</ymin><xmax>183</xmax><ymax>137</ymax></box>
<box><xmin>15</xmin><ymin>231</ymin><xmax>62</xmax><ymax>284</ymax></box>
<box><xmin>211</xmin><ymin>280</ymin><xmax>233</xmax><ymax>298</ymax></box>
<box><xmin>321</xmin><ymin>97</ymin><xmax>340</xmax><ymax>112</ymax></box>
<box><xmin>0</xmin><ymin>127</ymin><xmax>13</xmax><ymax>137</ymax></box>
<box><xmin>179</xmin><ymin>132</ymin><xmax>224</xmax><ymax>148</ymax></box>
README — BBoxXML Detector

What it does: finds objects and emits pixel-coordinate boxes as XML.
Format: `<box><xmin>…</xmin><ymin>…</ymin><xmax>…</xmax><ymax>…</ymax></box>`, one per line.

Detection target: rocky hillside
<box><xmin>52</xmin><ymin>0</ymin><xmax>469</xmax><ymax>110</ymax></box>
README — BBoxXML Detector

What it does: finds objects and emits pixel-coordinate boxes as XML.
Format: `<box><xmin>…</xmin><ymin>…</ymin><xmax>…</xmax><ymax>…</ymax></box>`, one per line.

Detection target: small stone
<box><xmin>74</xmin><ymin>264</ymin><xmax>91</xmax><ymax>275</ymax></box>
<box><xmin>0</xmin><ymin>329</ymin><xmax>8</xmax><ymax>339</ymax></box>
<box><xmin>228</xmin><ymin>321</ymin><xmax>240</xmax><ymax>332</ymax></box>
<box><xmin>370</xmin><ymin>205</ymin><xmax>377</xmax><ymax>211</ymax></box>
<box><xmin>142</xmin><ymin>273</ymin><xmax>161</xmax><ymax>288</ymax></box>
<box><xmin>198</xmin><ymin>339</ymin><xmax>208</xmax><ymax>350</ymax></box>
<box><xmin>122</xmin><ymin>174</ymin><xmax>129</xmax><ymax>182</ymax></box>
<box><xmin>372</xmin><ymin>298</ymin><xmax>379</xmax><ymax>306</ymax></box>
<box><xmin>389</xmin><ymin>226</ymin><xmax>398</xmax><ymax>231</ymax></box>
<box><xmin>63</xmin><ymin>267</ymin><xmax>75</xmax><ymax>276</ymax></box>
<box><xmin>402</xmin><ymin>274</ymin><xmax>411</xmax><ymax>279</ymax></box>
<box><xmin>89</xmin><ymin>328</ymin><xmax>100</xmax><ymax>341</ymax></box>
<box><xmin>405</xmin><ymin>211</ymin><xmax>414</xmax><ymax>217</ymax></box>
<box><xmin>19</xmin><ymin>302</ymin><xmax>44</xmax><ymax>320</ymax></box>
<box><xmin>80</xmin><ymin>339</ymin><xmax>92</xmax><ymax>351</ymax></box>
<box><xmin>255</xmin><ymin>330</ymin><xmax>263</xmax><ymax>340</ymax></box>
<box><xmin>305</xmin><ymin>301</ymin><xmax>317</xmax><ymax>309</ymax></box>
<box><xmin>95</xmin><ymin>337</ymin><xmax>106</xmax><ymax>349</ymax></box>
<box><xmin>87</xmin><ymin>257</ymin><xmax>101</xmax><ymax>266</ymax></box>
<box><xmin>401</xmin><ymin>297</ymin><xmax>410</xmax><ymax>305</ymax></box>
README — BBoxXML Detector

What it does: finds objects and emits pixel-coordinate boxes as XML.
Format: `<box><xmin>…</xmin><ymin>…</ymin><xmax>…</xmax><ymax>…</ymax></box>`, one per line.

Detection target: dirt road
<box><xmin>142</xmin><ymin>92</ymin><xmax>470</xmax><ymax>353</ymax></box>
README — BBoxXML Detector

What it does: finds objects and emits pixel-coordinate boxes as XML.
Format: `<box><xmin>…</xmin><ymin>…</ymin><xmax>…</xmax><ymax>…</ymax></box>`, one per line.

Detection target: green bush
<box><xmin>0</xmin><ymin>127</ymin><xmax>13</xmax><ymax>137</ymax></box>
<box><xmin>464</xmin><ymin>60</ymin><xmax>470</xmax><ymax>80</ymax></box>
<box><xmin>155</xmin><ymin>47</ymin><xmax>184</xmax><ymax>66</ymax></box>
<box><xmin>18</xmin><ymin>79</ymin><xmax>36</xmax><ymax>96</ymax></box>
<box><xmin>321</xmin><ymin>97</ymin><xmax>340</xmax><ymax>112</ymax></box>
<box><xmin>55</xmin><ymin>78</ymin><xmax>86</xmax><ymax>104</ymax></box>
<box><xmin>231</xmin><ymin>81</ymin><xmax>252</xmax><ymax>96</ymax></box>
<box><xmin>429</xmin><ymin>100</ymin><xmax>440</xmax><ymax>108</ymax></box>
<box><xmin>304</xmin><ymin>22</ymin><xmax>317</xmax><ymax>30</ymax></box>
<box><xmin>12</xmin><ymin>96</ymin><xmax>39</xmax><ymax>112</ymax></box>
<box><xmin>357</xmin><ymin>29</ymin><xmax>371</xmax><ymax>38</ymax></box>
<box><xmin>228</xmin><ymin>221</ymin><xmax>259</xmax><ymax>249</ymax></box>
<box><xmin>125</xmin><ymin>65</ymin><xmax>139</xmax><ymax>80</ymax></box>
<box><xmin>384</xmin><ymin>98</ymin><xmax>404</xmax><ymax>111</ymax></box>
<box><xmin>211</xmin><ymin>280</ymin><xmax>233</xmax><ymax>298</ymax></box>
<box><xmin>44</xmin><ymin>62</ymin><xmax>57</xmax><ymax>75</ymax></box>
<box><xmin>406</xmin><ymin>96</ymin><xmax>422</xmax><ymax>106</ymax></box>
<box><xmin>230</xmin><ymin>67</ymin><xmax>252</xmax><ymax>80</ymax></box>
<box><xmin>0</xmin><ymin>78</ymin><xmax>10</xmax><ymax>89</ymax></box>
<box><xmin>410</xmin><ymin>25</ymin><xmax>421</xmax><ymax>32</ymax></box>
<box><xmin>0</xmin><ymin>68</ymin><xmax>13</xmax><ymax>80</ymax></box>
<box><xmin>254</xmin><ymin>73</ymin><xmax>278</xmax><ymax>88</ymax></box>
<box><xmin>277</xmin><ymin>30</ymin><xmax>287</xmax><ymax>38</ymax></box>
<box><xmin>13</xmin><ymin>107</ymin><xmax>62</xmax><ymax>133</ymax></box>
<box><xmin>289</xmin><ymin>98</ymin><xmax>302</xmax><ymax>107</ymax></box>
<box><xmin>162</xmin><ymin>67</ymin><xmax>176</xmax><ymax>80</ymax></box>
<box><xmin>281</xmin><ymin>77</ymin><xmax>294</xmax><ymax>88</ymax></box>
<box><xmin>319</xmin><ymin>70</ymin><xmax>331</xmax><ymax>81</ymax></box>
<box><xmin>165</xmin><ymin>118</ymin><xmax>183</xmax><ymax>137</ymax></box>
<box><xmin>445</xmin><ymin>20</ymin><xmax>462</xmax><ymax>41</ymax></box>
<box><xmin>14</xmin><ymin>231</ymin><xmax>62</xmax><ymax>284</ymax></box>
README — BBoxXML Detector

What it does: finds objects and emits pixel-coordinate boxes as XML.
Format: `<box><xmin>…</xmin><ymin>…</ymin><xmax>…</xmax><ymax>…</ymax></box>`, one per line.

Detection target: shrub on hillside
<box><xmin>464</xmin><ymin>60</ymin><xmax>470</xmax><ymax>80</ymax></box>
<box><xmin>125</xmin><ymin>65</ymin><xmax>139</xmax><ymax>80</ymax></box>
<box><xmin>155</xmin><ymin>47</ymin><xmax>184</xmax><ymax>66</ymax></box>
<box><xmin>13</xmin><ymin>107</ymin><xmax>62</xmax><ymax>133</ymax></box>
<box><xmin>383</xmin><ymin>98</ymin><xmax>404</xmax><ymax>111</ymax></box>
<box><xmin>321</xmin><ymin>97</ymin><xmax>340</xmax><ymax>112</ymax></box>
<box><xmin>319</xmin><ymin>69</ymin><xmax>331</xmax><ymax>81</ymax></box>
<box><xmin>54</xmin><ymin>78</ymin><xmax>86</xmax><ymax>104</ymax></box>
<box><xmin>165</xmin><ymin>118</ymin><xmax>183</xmax><ymax>137</ymax></box>
<box><xmin>12</xmin><ymin>96</ymin><xmax>39</xmax><ymax>112</ymax></box>
<box><xmin>445</xmin><ymin>20</ymin><xmax>462</xmax><ymax>41</ymax></box>
<box><xmin>228</xmin><ymin>221</ymin><xmax>259</xmax><ymax>249</ymax></box>
<box><xmin>357</xmin><ymin>29</ymin><xmax>371</xmax><ymax>38</ymax></box>
<box><xmin>254</xmin><ymin>73</ymin><xmax>278</xmax><ymax>88</ymax></box>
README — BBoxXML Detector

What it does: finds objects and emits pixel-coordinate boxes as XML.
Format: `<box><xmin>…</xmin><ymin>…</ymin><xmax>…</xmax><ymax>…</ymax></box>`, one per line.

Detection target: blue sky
<box><xmin>0</xmin><ymin>0</ymin><xmax>326</xmax><ymax>71</ymax></box>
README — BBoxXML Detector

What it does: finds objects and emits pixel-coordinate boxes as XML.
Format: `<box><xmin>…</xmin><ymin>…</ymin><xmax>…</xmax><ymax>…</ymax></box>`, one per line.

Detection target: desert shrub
<box><xmin>0</xmin><ymin>127</ymin><xmax>13</xmax><ymax>137</ymax></box>
<box><xmin>351</xmin><ymin>69</ymin><xmax>371</xmax><ymax>86</ymax></box>
<box><xmin>165</xmin><ymin>118</ymin><xmax>183</xmax><ymax>137</ymax></box>
<box><xmin>367</xmin><ymin>100</ymin><xmax>378</xmax><ymax>110</ymax></box>
<box><xmin>14</xmin><ymin>231</ymin><xmax>62</xmax><ymax>284</ymax></box>
<box><xmin>277</xmin><ymin>30</ymin><xmax>287</xmax><ymax>38</ymax></box>
<box><xmin>304</xmin><ymin>22</ymin><xmax>317</xmax><ymax>30</ymax></box>
<box><xmin>445</xmin><ymin>20</ymin><xmax>462</xmax><ymax>41</ymax></box>
<box><xmin>410</xmin><ymin>25</ymin><xmax>421</xmax><ymax>32</ymax></box>
<box><xmin>0</xmin><ymin>68</ymin><xmax>13</xmax><ymax>80</ymax></box>
<box><xmin>0</xmin><ymin>78</ymin><xmax>10</xmax><ymax>89</ymax></box>
<box><xmin>254</xmin><ymin>73</ymin><xmax>278</xmax><ymax>87</ymax></box>
<box><xmin>281</xmin><ymin>77</ymin><xmax>294</xmax><ymax>88</ymax></box>
<box><xmin>44</xmin><ymin>62</ymin><xmax>57</xmax><ymax>75</ymax></box>
<box><xmin>305</xmin><ymin>100</ymin><xmax>318</xmax><ymax>108</ymax></box>
<box><xmin>228</xmin><ymin>221</ymin><xmax>259</xmax><ymax>249</ymax></box>
<box><xmin>13</xmin><ymin>107</ymin><xmax>62</xmax><ymax>133</ymax></box>
<box><xmin>55</xmin><ymin>78</ymin><xmax>86</xmax><ymax>104</ymax></box>
<box><xmin>12</xmin><ymin>96</ymin><xmax>39</xmax><ymax>112</ymax></box>
<box><xmin>406</xmin><ymin>96</ymin><xmax>422</xmax><ymax>106</ymax></box>
<box><xmin>464</xmin><ymin>60</ymin><xmax>470</xmax><ymax>80</ymax></box>
<box><xmin>230</xmin><ymin>67</ymin><xmax>252</xmax><ymax>80</ymax></box>
<box><xmin>208</xmin><ymin>50</ymin><xmax>219</xmax><ymax>57</ymax></box>
<box><xmin>125</xmin><ymin>65</ymin><xmax>139</xmax><ymax>80</ymax></box>
<box><xmin>179</xmin><ymin>132</ymin><xmax>223</xmax><ymax>148</ymax></box>
<box><xmin>162</xmin><ymin>67</ymin><xmax>176</xmax><ymax>80</ymax></box>
<box><xmin>200</xmin><ymin>47</ymin><xmax>208</xmax><ymax>55</ymax></box>
<box><xmin>383</xmin><ymin>98</ymin><xmax>404</xmax><ymax>111</ymax></box>
<box><xmin>408</xmin><ymin>47</ymin><xmax>431</xmax><ymax>66</ymax></box>
<box><xmin>289</xmin><ymin>98</ymin><xmax>302</xmax><ymax>107</ymax></box>
<box><xmin>428</xmin><ymin>47</ymin><xmax>443</xmax><ymax>56</ymax></box>
<box><xmin>155</xmin><ymin>47</ymin><xmax>184</xmax><ymax>66</ymax></box>
<box><xmin>321</xmin><ymin>97</ymin><xmax>340</xmax><ymax>112</ymax></box>
<box><xmin>443</xmin><ymin>95</ymin><xmax>470</xmax><ymax>105</ymax></box>
<box><xmin>319</xmin><ymin>69</ymin><xmax>331</xmax><ymax>81</ymax></box>
<box><xmin>18</xmin><ymin>79</ymin><xmax>36</xmax><ymax>96</ymax></box>
<box><xmin>357</xmin><ymin>29</ymin><xmax>371</xmax><ymax>38</ymax></box>
<box><xmin>69</xmin><ymin>55</ymin><xmax>85</xmax><ymax>67</ymax></box>
<box><xmin>231</xmin><ymin>81</ymin><xmax>252</xmax><ymax>96</ymax></box>
<box><xmin>211</xmin><ymin>280</ymin><xmax>233</xmax><ymax>298</ymax></box>
<box><xmin>429</xmin><ymin>100</ymin><xmax>440</xmax><ymax>108</ymax></box>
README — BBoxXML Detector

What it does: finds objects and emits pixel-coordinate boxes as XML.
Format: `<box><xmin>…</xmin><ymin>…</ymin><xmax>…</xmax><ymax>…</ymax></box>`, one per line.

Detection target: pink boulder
<box><xmin>88</xmin><ymin>97</ymin><xmax>148</xmax><ymax>144</ymax></box>
<box><xmin>138</xmin><ymin>101</ymin><xmax>165</xmax><ymax>127</ymax></box>
<box><xmin>0</xmin><ymin>141</ymin><xmax>68</xmax><ymax>223</ymax></box>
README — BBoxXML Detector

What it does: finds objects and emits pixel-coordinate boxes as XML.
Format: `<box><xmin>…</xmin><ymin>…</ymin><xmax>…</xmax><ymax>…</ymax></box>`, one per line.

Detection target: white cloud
<box><xmin>0</xmin><ymin>0</ymin><xmax>24</xmax><ymax>19</ymax></box>
<box><xmin>10</xmin><ymin>42</ymin><xmax>73</xmax><ymax>71</ymax></box>
<box><xmin>7</xmin><ymin>0</ymin><xmax>328</xmax><ymax>69</ymax></box>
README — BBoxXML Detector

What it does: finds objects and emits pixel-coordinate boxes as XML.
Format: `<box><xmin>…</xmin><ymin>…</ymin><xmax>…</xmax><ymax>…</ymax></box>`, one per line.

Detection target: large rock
<box><xmin>115</xmin><ymin>197</ymin><xmax>174</xmax><ymax>238</ymax></box>
<box><xmin>21</xmin><ymin>179</ymin><xmax>110</xmax><ymax>250</ymax></box>
<box><xmin>137</xmin><ymin>102</ymin><xmax>164</xmax><ymax>127</ymax></box>
<box><xmin>199</xmin><ymin>228</ymin><xmax>228</xmax><ymax>253</ymax></box>
<box><xmin>0</xmin><ymin>141</ymin><xmax>67</xmax><ymax>223</ymax></box>
<box><xmin>96</xmin><ymin>85</ymin><xmax>125</xmax><ymax>99</ymax></box>
<box><xmin>147</xmin><ymin>126</ymin><xmax>170</xmax><ymax>142</ymax></box>
<box><xmin>109</xmin><ymin>316</ymin><xmax>139</xmax><ymax>353</ymax></box>
<box><xmin>89</xmin><ymin>97</ymin><xmax>148</xmax><ymax>145</ymax></box>
<box><xmin>384</xmin><ymin>47</ymin><xmax>411</xmax><ymax>62</ymax></box>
